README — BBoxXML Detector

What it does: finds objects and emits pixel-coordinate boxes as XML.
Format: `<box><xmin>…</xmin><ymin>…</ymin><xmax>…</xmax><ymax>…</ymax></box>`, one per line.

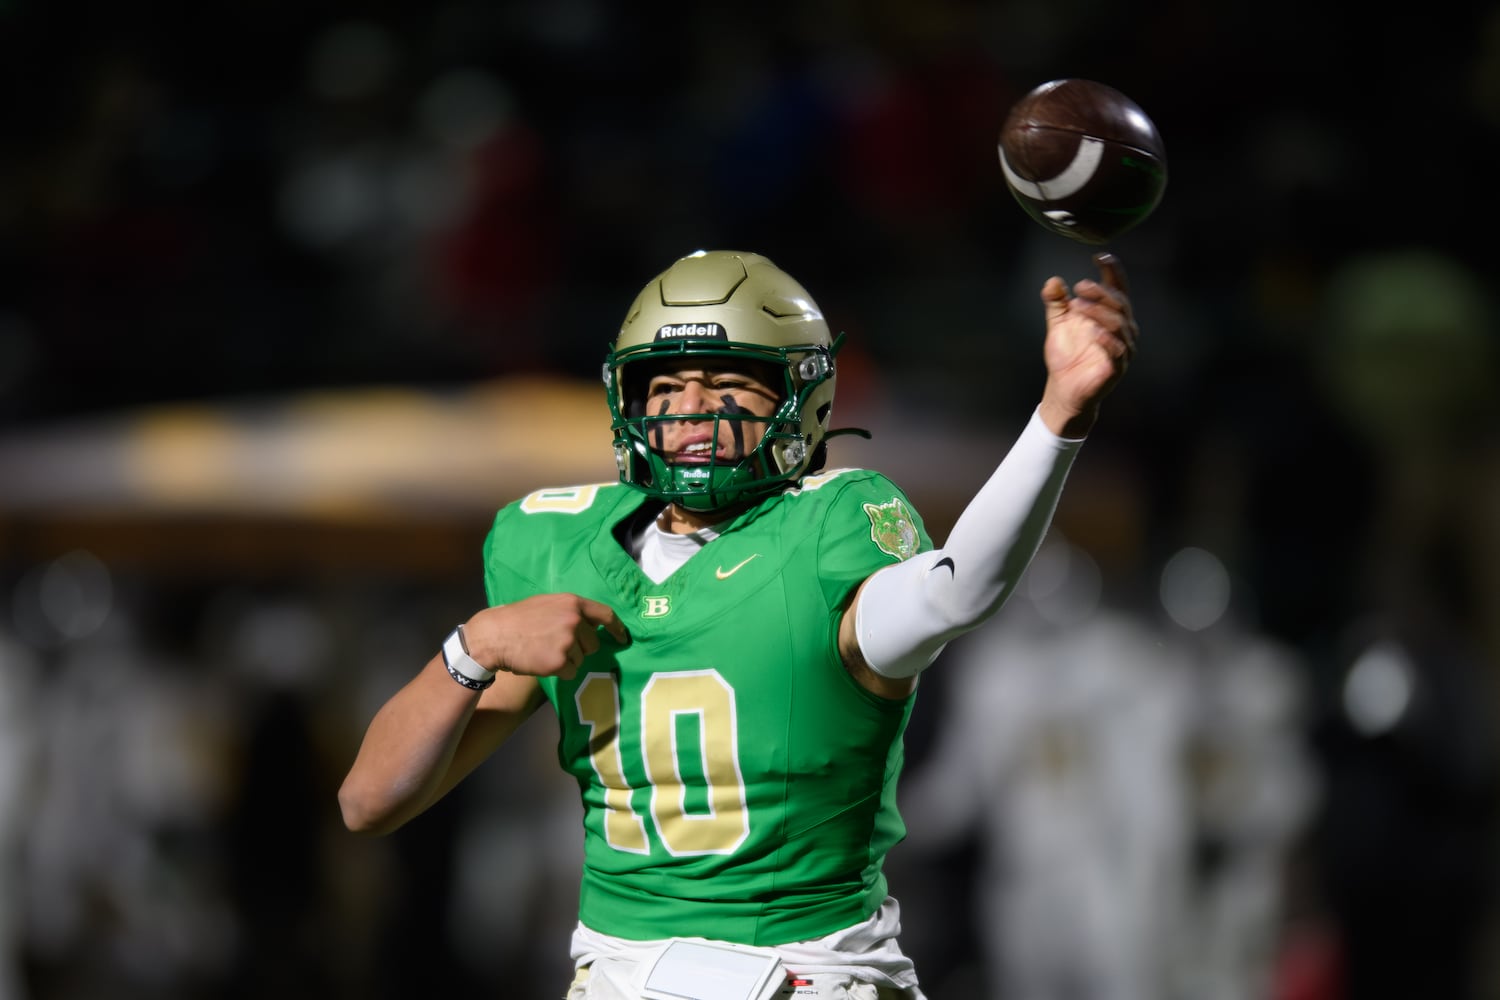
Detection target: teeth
<box><xmin>682</xmin><ymin>442</ymin><xmax>712</xmax><ymax>454</ymax></box>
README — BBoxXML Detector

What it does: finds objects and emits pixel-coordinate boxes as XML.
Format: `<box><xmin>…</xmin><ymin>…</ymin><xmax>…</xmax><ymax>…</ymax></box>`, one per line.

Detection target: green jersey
<box><xmin>481</xmin><ymin>469</ymin><xmax>933</xmax><ymax>946</ymax></box>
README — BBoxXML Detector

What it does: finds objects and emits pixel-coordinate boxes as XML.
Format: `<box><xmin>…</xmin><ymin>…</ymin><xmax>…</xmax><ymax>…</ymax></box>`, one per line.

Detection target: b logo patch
<box><xmin>642</xmin><ymin>595</ymin><xmax>672</xmax><ymax>618</ymax></box>
<box><xmin>863</xmin><ymin>497</ymin><xmax>919</xmax><ymax>560</ymax></box>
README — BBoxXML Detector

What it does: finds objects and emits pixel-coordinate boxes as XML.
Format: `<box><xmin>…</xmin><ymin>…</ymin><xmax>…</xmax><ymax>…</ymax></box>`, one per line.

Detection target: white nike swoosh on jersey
<box><xmin>715</xmin><ymin>554</ymin><xmax>761</xmax><ymax>580</ymax></box>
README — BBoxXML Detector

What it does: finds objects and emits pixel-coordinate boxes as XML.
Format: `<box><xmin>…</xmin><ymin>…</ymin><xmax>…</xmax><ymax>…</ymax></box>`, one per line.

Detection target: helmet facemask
<box><xmin>604</xmin><ymin>251</ymin><xmax>841</xmax><ymax>513</ymax></box>
<box><xmin>605</xmin><ymin>343</ymin><xmax>836</xmax><ymax>512</ymax></box>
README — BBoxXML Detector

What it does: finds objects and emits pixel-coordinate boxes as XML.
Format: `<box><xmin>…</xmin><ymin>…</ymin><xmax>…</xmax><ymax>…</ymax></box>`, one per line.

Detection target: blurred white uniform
<box><xmin>0</xmin><ymin>635</ymin><xmax>40</xmax><ymax>1000</ymax></box>
<box><xmin>902</xmin><ymin>540</ymin><xmax>1314</xmax><ymax>1000</ymax></box>
<box><xmin>23</xmin><ymin>617</ymin><xmax>238</xmax><ymax>993</ymax></box>
<box><xmin>1176</xmin><ymin>630</ymin><xmax>1315</xmax><ymax>1000</ymax></box>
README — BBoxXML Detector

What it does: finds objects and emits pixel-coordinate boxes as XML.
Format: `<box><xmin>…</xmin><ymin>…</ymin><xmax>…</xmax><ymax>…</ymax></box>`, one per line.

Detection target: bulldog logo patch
<box><xmin>863</xmin><ymin>497</ymin><xmax>920</xmax><ymax>561</ymax></box>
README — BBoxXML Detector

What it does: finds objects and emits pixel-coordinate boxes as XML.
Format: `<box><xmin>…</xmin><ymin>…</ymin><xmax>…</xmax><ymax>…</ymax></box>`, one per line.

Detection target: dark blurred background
<box><xmin>2</xmin><ymin>1</ymin><xmax>1499</xmax><ymax>998</ymax></box>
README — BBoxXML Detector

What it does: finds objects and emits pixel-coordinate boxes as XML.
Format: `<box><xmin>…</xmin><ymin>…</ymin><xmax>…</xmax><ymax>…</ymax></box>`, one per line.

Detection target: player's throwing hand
<box><xmin>1037</xmin><ymin>252</ymin><xmax>1137</xmax><ymax>439</ymax></box>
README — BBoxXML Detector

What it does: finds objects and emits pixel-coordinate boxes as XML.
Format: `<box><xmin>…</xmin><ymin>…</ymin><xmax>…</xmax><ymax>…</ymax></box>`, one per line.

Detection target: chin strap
<box><xmin>807</xmin><ymin>426</ymin><xmax>872</xmax><ymax>475</ymax></box>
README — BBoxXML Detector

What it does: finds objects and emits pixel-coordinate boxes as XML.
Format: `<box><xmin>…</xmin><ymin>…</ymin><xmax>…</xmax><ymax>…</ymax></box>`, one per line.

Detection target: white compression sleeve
<box><xmin>854</xmin><ymin>408</ymin><xmax>1084</xmax><ymax>678</ymax></box>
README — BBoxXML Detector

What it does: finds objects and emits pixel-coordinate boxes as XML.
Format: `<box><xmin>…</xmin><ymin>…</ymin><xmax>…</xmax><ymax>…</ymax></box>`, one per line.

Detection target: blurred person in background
<box><xmin>898</xmin><ymin>535</ymin><xmax>1194</xmax><ymax>1000</ymax></box>
<box><xmin>338</xmin><ymin>247</ymin><xmax>1137</xmax><ymax>999</ymax></box>
<box><xmin>1303</xmin><ymin>249</ymin><xmax>1500</xmax><ymax>1000</ymax></box>
<box><xmin>18</xmin><ymin>574</ymin><xmax>240</xmax><ymax>999</ymax></box>
<box><xmin>0</xmin><ymin>630</ymin><xmax>41</xmax><ymax>1000</ymax></box>
<box><xmin>900</xmin><ymin>535</ymin><xmax>1315</xmax><ymax>1000</ymax></box>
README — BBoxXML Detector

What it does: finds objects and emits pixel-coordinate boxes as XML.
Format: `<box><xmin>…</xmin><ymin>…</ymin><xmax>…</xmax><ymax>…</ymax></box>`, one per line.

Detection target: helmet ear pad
<box><xmin>806</xmin><ymin>401</ymin><xmax>833</xmax><ymax>474</ymax></box>
<box><xmin>807</xmin><ymin>440</ymin><xmax>829</xmax><ymax>476</ymax></box>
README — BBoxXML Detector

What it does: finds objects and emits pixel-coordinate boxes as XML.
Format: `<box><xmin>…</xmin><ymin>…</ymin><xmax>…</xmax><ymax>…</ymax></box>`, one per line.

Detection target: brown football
<box><xmin>998</xmin><ymin>79</ymin><xmax>1167</xmax><ymax>245</ymax></box>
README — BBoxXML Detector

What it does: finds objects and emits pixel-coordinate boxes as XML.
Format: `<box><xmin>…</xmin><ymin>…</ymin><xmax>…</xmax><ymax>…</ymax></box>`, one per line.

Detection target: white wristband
<box><xmin>442</xmin><ymin>624</ymin><xmax>496</xmax><ymax>690</ymax></box>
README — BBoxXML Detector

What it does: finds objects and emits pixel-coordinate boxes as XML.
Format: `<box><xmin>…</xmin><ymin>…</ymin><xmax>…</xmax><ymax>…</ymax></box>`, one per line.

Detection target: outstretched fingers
<box><xmin>1040</xmin><ymin>275</ymin><xmax>1071</xmax><ymax>320</ymax></box>
<box><xmin>1073</xmin><ymin>270</ymin><xmax>1138</xmax><ymax>356</ymax></box>
<box><xmin>1091</xmin><ymin>251</ymin><xmax>1130</xmax><ymax>297</ymax></box>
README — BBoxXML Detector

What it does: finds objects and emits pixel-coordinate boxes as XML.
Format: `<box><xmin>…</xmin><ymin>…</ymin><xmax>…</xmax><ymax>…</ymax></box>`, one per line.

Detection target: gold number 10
<box><xmin>575</xmin><ymin>670</ymin><xmax>750</xmax><ymax>857</ymax></box>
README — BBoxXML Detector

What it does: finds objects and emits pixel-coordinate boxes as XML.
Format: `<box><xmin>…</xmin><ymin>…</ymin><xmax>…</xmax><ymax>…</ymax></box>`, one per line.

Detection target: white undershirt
<box><xmin>634</xmin><ymin>517</ymin><xmax>720</xmax><ymax>583</ymax></box>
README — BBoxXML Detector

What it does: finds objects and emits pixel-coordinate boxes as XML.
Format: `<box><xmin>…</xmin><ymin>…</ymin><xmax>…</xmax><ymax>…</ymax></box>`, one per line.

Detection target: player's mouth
<box><xmin>670</xmin><ymin>440</ymin><xmax>738</xmax><ymax>465</ymax></box>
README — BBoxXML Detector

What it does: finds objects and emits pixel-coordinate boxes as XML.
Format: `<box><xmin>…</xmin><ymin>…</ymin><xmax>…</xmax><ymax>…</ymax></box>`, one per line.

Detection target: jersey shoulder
<box><xmin>492</xmin><ymin>481</ymin><xmax>637</xmax><ymax>530</ymax></box>
<box><xmin>783</xmin><ymin>467</ymin><xmax>909</xmax><ymax>504</ymax></box>
<box><xmin>482</xmin><ymin>482</ymin><xmax>640</xmax><ymax>591</ymax></box>
<box><xmin>777</xmin><ymin>467</ymin><xmax>931</xmax><ymax>564</ymax></box>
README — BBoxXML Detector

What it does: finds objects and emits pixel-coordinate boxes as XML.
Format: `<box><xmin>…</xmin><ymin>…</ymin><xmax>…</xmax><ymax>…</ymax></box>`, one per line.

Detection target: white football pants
<box><xmin>566</xmin><ymin>961</ymin><xmax>915</xmax><ymax>1000</ymax></box>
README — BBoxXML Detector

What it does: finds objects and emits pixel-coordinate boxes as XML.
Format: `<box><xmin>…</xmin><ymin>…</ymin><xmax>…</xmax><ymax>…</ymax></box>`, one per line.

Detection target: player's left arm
<box><xmin>340</xmin><ymin>594</ymin><xmax>626</xmax><ymax>834</ymax></box>
<box><xmin>838</xmin><ymin>255</ymin><xmax>1136</xmax><ymax>694</ymax></box>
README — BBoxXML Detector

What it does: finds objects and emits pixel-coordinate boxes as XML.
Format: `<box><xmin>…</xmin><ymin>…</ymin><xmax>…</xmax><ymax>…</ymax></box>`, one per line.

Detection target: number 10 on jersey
<box><xmin>574</xmin><ymin>670</ymin><xmax>751</xmax><ymax>857</ymax></box>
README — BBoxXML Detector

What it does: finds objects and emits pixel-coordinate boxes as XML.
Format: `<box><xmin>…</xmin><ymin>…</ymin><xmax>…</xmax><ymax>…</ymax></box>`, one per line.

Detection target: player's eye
<box><xmin>715</xmin><ymin>372</ymin><xmax>768</xmax><ymax>392</ymax></box>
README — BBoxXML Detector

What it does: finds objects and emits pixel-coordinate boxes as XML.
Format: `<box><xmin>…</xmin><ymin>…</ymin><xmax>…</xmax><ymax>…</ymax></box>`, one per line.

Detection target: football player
<box><xmin>339</xmin><ymin>249</ymin><xmax>1136</xmax><ymax>999</ymax></box>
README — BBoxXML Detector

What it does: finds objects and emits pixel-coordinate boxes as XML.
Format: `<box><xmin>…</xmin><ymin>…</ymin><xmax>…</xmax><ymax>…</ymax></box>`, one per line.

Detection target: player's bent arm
<box><xmin>339</xmin><ymin>593</ymin><xmax>624</xmax><ymax>833</ymax></box>
<box><xmin>338</xmin><ymin>658</ymin><xmax>543</xmax><ymax>835</ymax></box>
<box><xmin>838</xmin><ymin>407</ymin><xmax>1084</xmax><ymax>693</ymax></box>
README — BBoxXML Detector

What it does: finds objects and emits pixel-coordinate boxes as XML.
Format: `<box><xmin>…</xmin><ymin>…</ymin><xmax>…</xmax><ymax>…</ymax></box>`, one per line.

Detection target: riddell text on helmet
<box><xmin>655</xmin><ymin>323</ymin><xmax>728</xmax><ymax>341</ymax></box>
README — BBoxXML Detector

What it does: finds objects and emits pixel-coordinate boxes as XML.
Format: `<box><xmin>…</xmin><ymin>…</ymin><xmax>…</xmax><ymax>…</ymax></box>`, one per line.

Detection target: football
<box><xmin>997</xmin><ymin>79</ymin><xmax>1167</xmax><ymax>245</ymax></box>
